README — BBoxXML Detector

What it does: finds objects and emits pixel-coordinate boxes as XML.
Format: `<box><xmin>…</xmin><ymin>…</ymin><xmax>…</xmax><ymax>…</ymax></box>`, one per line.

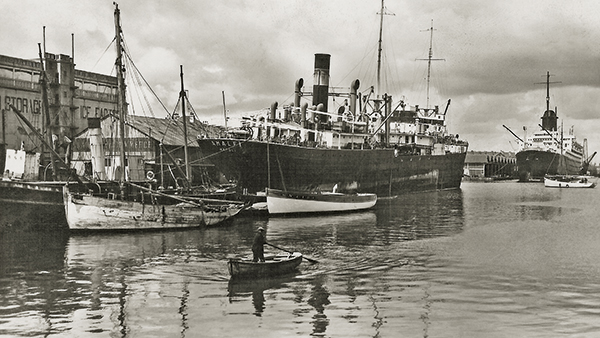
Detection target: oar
<box><xmin>265</xmin><ymin>242</ymin><xmax>319</xmax><ymax>264</ymax></box>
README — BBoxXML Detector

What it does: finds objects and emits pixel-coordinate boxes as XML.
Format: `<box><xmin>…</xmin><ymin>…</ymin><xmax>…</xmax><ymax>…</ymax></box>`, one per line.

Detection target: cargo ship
<box><xmin>514</xmin><ymin>72</ymin><xmax>595</xmax><ymax>181</ymax></box>
<box><xmin>196</xmin><ymin>5</ymin><xmax>468</xmax><ymax>199</ymax></box>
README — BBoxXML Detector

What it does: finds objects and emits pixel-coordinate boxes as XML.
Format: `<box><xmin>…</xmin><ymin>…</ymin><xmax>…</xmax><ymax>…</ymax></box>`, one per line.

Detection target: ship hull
<box><xmin>197</xmin><ymin>139</ymin><xmax>466</xmax><ymax>198</ymax></box>
<box><xmin>0</xmin><ymin>180</ymin><xmax>67</xmax><ymax>227</ymax></box>
<box><xmin>516</xmin><ymin>149</ymin><xmax>583</xmax><ymax>181</ymax></box>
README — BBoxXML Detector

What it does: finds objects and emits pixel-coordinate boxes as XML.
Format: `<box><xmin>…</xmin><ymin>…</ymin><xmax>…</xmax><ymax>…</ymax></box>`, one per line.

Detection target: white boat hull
<box><xmin>266</xmin><ymin>189</ymin><xmax>377</xmax><ymax>214</ymax></box>
<box><xmin>63</xmin><ymin>187</ymin><xmax>243</xmax><ymax>230</ymax></box>
<box><xmin>544</xmin><ymin>175</ymin><xmax>596</xmax><ymax>188</ymax></box>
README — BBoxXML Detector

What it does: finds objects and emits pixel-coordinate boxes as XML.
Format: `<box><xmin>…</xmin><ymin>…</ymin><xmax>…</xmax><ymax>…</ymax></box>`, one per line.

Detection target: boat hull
<box><xmin>544</xmin><ymin>175</ymin><xmax>596</xmax><ymax>188</ymax></box>
<box><xmin>516</xmin><ymin>149</ymin><xmax>583</xmax><ymax>181</ymax></box>
<box><xmin>0</xmin><ymin>180</ymin><xmax>67</xmax><ymax>226</ymax></box>
<box><xmin>228</xmin><ymin>252</ymin><xmax>303</xmax><ymax>278</ymax></box>
<box><xmin>64</xmin><ymin>188</ymin><xmax>205</xmax><ymax>231</ymax></box>
<box><xmin>266</xmin><ymin>188</ymin><xmax>376</xmax><ymax>214</ymax></box>
<box><xmin>203</xmin><ymin>203</ymin><xmax>244</xmax><ymax>226</ymax></box>
<box><xmin>197</xmin><ymin>139</ymin><xmax>466</xmax><ymax>198</ymax></box>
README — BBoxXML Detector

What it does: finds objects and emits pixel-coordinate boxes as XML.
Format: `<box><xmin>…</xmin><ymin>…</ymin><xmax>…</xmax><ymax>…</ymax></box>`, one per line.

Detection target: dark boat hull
<box><xmin>516</xmin><ymin>149</ymin><xmax>583</xmax><ymax>181</ymax></box>
<box><xmin>197</xmin><ymin>139</ymin><xmax>466</xmax><ymax>198</ymax></box>
<box><xmin>0</xmin><ymin>181</ymin><xmax>66</xmax><ymax>227</ymax></box>
<box><xmin>228</xmin><ymin>253</ymin><xmax>303</xmax><ymax>278</ymax></box>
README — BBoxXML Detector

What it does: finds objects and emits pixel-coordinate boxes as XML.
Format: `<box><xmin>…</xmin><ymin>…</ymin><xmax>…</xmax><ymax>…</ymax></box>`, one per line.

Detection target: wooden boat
<box><xmin>544</xmin><ymin>175</ymin><xmax>596</xmax><ymax>188</ymax></box>
<box><xmin>203</xmin><ymin>201</ymin><xmax>245</xmax><ymax>226</ymax></box>
<box><xmin>266</xmin><ymin>188</ymin><xmax>377</xmax><ymax>214</ymax></box>
<box><xmin>228</xmin><ymin>252</ymin><xmax>303</xmax><ymax>278</ymax></box>
<box><xmin>63</xmin><ymin>185</ymin><xmax>244</xmax><ymax>230</ymax></box>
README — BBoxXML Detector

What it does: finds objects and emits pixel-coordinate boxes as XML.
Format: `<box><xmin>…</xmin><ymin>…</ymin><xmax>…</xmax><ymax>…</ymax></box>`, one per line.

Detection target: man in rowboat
<box><xmin>252</xmin><ymin>227</ymin><xmax>267</xmax><ymax>262</ymax></box>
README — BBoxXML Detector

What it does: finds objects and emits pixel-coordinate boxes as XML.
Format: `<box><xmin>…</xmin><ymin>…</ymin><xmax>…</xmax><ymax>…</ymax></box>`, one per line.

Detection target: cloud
<box><xmin>3</xmin><ymin>0</ymin><xmax>600</xmax><ymax>156</ymax></box>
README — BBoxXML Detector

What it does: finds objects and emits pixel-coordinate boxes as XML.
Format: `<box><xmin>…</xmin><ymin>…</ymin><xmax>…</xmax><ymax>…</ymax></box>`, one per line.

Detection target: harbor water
<box><xmin>2</xmin><ymin>181</ymin><xmax>600</xmax><ymax>337</ymax></box>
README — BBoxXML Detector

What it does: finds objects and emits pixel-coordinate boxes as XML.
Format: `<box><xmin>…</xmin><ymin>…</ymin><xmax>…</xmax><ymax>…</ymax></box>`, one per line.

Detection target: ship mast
<box><xmin>180</xmin><ymin>65</ymin><xmax>191</xmax><ymax>187</ymax></box>
<box><xmin>376</xmin><ymin>0</ymin><xmax>394</xmax><ymax>97</ymax></box>
<box><xmin>38</xmin><ymin>43</ymin><xmax>56</xmax><ymax>181</ymax></box>
<box><xmin>114</xmin><ymin>3</ymin><xmax>128</xmax><ymax>197</ymax></box>
<box><xmin>536</xmin><ymin>71</ymin><xmax>561</xmax><ymax>116</ymax></box>
<box><xmin>417</xmin><ymin>20</ymin><xmax>445</xmax><ymax>108</ymax></box>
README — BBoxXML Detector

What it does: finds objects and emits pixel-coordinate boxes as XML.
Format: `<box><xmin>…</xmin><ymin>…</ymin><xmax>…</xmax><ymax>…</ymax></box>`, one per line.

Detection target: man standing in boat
<box><xmin>252</xmin><ymin>227</ymin><xmax>267</xmax><ymax>262</ymax></box>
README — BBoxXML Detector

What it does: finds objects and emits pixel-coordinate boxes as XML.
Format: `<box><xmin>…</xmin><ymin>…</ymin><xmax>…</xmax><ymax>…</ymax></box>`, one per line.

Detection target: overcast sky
<box><xmin>3</xmin><ymin>0</ymin><xmax>600</xmax><ymax>155</ymax></box>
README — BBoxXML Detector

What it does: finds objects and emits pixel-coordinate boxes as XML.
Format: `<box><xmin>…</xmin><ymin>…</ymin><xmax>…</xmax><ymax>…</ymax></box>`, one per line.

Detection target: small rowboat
<box><xmin>228</xmin><ymin>252</ymin><xmax>303</xmax><ymax>278</ymax></box>
<box><xmin>266</xmin><ymin>188</ymin><xmax>377</xmax><ymax>214</ymax></box>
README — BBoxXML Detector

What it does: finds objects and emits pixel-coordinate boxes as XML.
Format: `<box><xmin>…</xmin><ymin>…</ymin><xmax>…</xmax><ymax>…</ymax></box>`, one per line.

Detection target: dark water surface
<box><xmin>2</xmin><ymin>181</ymin><xmax>600</xmax><ymax>337</ymax></box>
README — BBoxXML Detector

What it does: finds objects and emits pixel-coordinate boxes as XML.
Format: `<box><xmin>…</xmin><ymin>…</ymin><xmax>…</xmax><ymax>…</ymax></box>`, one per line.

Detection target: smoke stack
<box><xmin>294</xmin><ymin>78</ymin><xmax>304</xmax><ymax>108</ymax></box>
<box><xmin>301</xmin><ymin>103</ymin><xmax>308</xmax><ymax>128</ymax></box>
<box><xmin>350</xmin><ymin>79</ymin><xmax>360</xmax><ymax>116</ymax></box>
<box><xmin>88</xmin><ymin>118</ymin><xmax>106</xmax><ymax>181</ymax></box>
<box><xmin>312</xmin><ymin>54</ymin><xmax>330</xmax><ymax>112</ymax></box>
<box><xmin>270</xmin><ymin>102</ymin><xmax>278</xmax><ymax>121</ymax></box>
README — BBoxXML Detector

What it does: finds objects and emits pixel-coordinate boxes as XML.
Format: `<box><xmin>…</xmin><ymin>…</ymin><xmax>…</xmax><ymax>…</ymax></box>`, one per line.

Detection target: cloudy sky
<box><xmin>3</xmin><ymin>0</ymin><xmax>600</xmax><ymax>154</ymax></box>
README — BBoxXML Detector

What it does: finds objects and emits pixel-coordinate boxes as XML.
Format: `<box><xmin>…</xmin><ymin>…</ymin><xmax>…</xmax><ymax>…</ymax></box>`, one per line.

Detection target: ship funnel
<box><xmin>541</xmin><ymin>109</ymin><xmax>558</xmax><ymax>131</ymax></box>
<box><xmin>350</xmin><ymin>79</ymin><xmax>360</xmax><ymax>116</ymax></box>
<box><xmin>294</xmin><ymin>78</ymin><xmax>304</xmax><ymax>108</ymax></box>
<box><xmin>312</xmin><ymin>54</ymin><xmax>330</xmax><ymax>112</ymax></box>
<box><xmin>88</xmin><ymin>118</ymin><xmax>106</xmax><ymax>181</ymax></box>
<box><xmin>270</xmin><ymin>102</ymin><xmax>278</xmax><ymax>121</ymax></box>
<box><xmin>301</xmin><ymin>103</ymin><xmax>308</xmax><ymax>128</ymax></box>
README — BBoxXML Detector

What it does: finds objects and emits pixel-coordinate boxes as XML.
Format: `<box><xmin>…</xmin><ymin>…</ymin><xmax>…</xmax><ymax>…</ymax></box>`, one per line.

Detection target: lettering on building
<box><xmin>1</xmin><ymin>95</ymin><xmax>42</xmax><ymax>114</ymax></box>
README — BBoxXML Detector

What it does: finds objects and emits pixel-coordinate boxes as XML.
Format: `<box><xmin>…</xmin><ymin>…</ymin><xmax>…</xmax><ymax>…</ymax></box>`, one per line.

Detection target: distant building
<box><xmin>0</xmin><ymin>52</ymin><xmax>117</xmax><ymax>179</ymax></box>
<box><xmin>463</xmin><ymin>151</ymin><xmax>517</xmax><ymax>179</ymax></box>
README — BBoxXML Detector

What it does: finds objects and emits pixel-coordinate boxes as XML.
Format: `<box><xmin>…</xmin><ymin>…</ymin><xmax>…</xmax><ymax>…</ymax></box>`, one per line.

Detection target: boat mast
<box><xmin>375</xmin><ymin>0</ymin><xmax>394</xmax><ymax>96</ymax></box>
<box><xmin>537</xmin><ymin>71</ymin><xmax>560</xmax><ymax>117</ymax></box>
<box><xmin>376</xmin><ymin>0</ymin><xmax>384</xmax><ymax>96</ymax></box>
<box><xmin>222</xmin><ymin>91</ymin><xmax>228</xmax><ymax>130</ymax></box>
<box><xmin>114</xmin><ymin>3</ymin><xmax>128</xmax><ymax>196</ymax></box>
<box><xmin>38</xmin><ymin>43</ymin><xmax>56</xmax><ymax>181</ymax></box>
<box><xmin>417</xmin><ymin>20</ymin><xmax>445</xmax><ymax>108</ymax></box>
<box><xmin>180</xmin><ymin>65</ymin><xmax>191</xmax><ymax>187</ymax></box>
<box><xmin>545</xmin><ymin>71</ymin><xmax>550</xmax><ymax>113</ymax></box>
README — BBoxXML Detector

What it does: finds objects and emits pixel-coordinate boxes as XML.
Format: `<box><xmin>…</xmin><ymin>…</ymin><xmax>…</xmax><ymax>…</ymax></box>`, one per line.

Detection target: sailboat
<box><xmin>62</xmin><ymin>3</ymin><xmax>244</xmax><ymax>231</ymax></box>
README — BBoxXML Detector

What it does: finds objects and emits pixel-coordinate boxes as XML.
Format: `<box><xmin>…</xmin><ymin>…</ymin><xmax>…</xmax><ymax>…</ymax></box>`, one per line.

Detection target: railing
<box><xmin>0</xmin><ymin>77</ymin><xmax>39</xmax><ymax>91</ymax></box>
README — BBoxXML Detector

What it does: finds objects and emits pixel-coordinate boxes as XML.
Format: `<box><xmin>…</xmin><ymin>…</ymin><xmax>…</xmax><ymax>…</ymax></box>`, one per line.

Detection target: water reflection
<box><xmin>264</xmin><ymin>189</ymin><xmax>466</xmax><ymax>252</ymax></box>
<box><xmin>5</xmin><ymin>182</ymin><xmax>593</xmax><ymax>337</ymax></box>
<box><xmin>307</xmin><ymin>274</ymin><xmax>331</xmax><ymax>335</ymax></box>
<box><xmin>376</xmin><ymin>189</ymin><xmax>465</xmax><ymax>241</ymax></box>
<box><xmin>227</xmin><ymin>274</ymin><xmax>297</xmax><ymax>316</ymax></box>
<box><xmin>0</xmin><ymin>228</ymin><xmax>70</xmax><ymax>337</ymax></box>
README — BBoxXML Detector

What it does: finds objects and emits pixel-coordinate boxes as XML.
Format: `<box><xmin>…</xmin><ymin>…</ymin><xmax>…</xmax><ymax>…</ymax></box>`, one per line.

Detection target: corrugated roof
<box><xmin>464</xmin><ymin>152</ymin><xmax>489</xmax><ymax>163</ymax></box>
<box><xmin>97</xmin><ymin>114</ymin><xmax>223</xmax><ymax>146</ymax></box>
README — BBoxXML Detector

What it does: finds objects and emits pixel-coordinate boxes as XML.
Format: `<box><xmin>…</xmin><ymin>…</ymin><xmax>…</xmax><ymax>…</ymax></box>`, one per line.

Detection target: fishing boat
<box><xmin>544</xmin><ymin>174</ymin><xmax>596</xmax><ymax>188</ymax></box>
<box><xmin>266</xmin><ymin>188</ymin><xmax>376</xmax><ymax>214</ymax></box>
<box><xmin>227</xmin><ymin>252</ymin><xmax>303</xmax><ymax>278</ymax></box>
<box><xmin>63</xmin><ymin>3</ymin><xmax>244</xmax><ymax>231</ymax></box>
<box><xmin>509</xmin><ymin>72</ymin><xmax>596</xmax><ymax>182</ymax></box>
<box><xmin>196</xmin><ymin>3</ymin><xmax>467</xmax><ymax>199</ymax></box>
<box><xmin>63</xmin><ymin>183</ymin><xmax>244</xmax><ymax>230</ymax></box>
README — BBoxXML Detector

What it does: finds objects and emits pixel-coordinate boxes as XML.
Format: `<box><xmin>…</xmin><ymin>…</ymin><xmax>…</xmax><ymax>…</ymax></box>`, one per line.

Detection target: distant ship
<box><xmin>196</xmin><ymin>5</ymin><xmax>468</xmax><ymax>199</ymax></box>
<box><xmin>514</xmin><ymin>72</ymin><xmax>596</xmax><ymax>181</ymax></box>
